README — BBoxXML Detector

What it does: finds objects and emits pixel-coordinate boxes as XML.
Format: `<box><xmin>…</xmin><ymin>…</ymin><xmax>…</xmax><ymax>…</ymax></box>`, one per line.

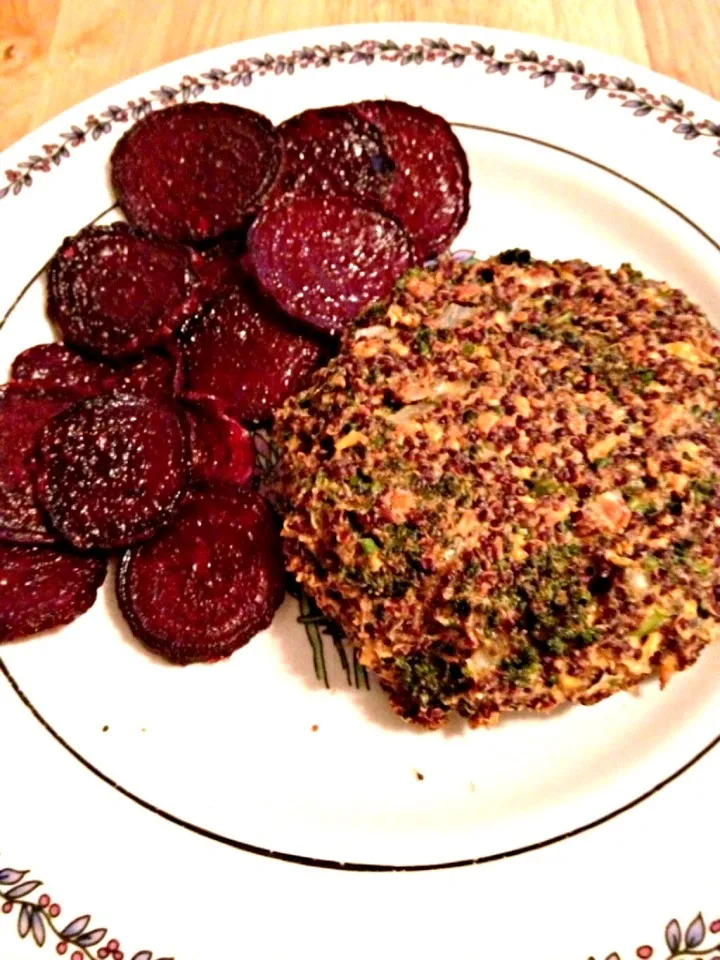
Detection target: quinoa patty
<box><xmin>272</xmin><ymin>252</ymin><xmax>720</xmax><ymax>728</ymax></box>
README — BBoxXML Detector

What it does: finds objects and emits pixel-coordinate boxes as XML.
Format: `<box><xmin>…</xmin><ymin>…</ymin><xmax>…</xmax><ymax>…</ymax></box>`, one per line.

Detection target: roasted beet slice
<box><xmin>0</xmin><ymin>542</ymin><xmax>106</xmax><ymax>643</ymax></box>
<box><xmin>182</xmin><ymin>394</ymin><xmax>255</xmax><ymax>486</ymax></box>
<box><xmin>117</xmin><ymin>487</ymin><xmax>285</xmax><ymax>664</ymax></box>
<box><xmin>48</xmin><ymin>222</ymin><xmax>197</xmax><ymax>360</ymax></box>
<box><xmin>189</xmin><ymin>242</ymin><xmax>245</xmax><ymax>302</ymax></box>
<box><xmin>247</xmin><ymin>192</ymin><xmax>411</xmax><ymax>335</ymax></box>
<box><xmin>11</xmin><ymin>343</ymin><xmax>178</xmax><ymax>400</ymax></box>
<box><xmin>0</xmin><ymin>385</ymin><xmax>76</xmax><ymax>545</ymax></box>
<box><xmin>111</xmin><ymin>102</ymin><xmax>282</xmax><ymax>244</ymax></box>
<box><xmin>274</xmin><ymin>106</ymin><xmax>391</xmax><ymax>202</ymax></box>
<box><xmin>353</xmin><ymin>100</ymin><xmax>470</xmax><ymax>261</ymax></box>
<box><xmin>34</xmin><ymin>393</ymin><xmax>187</xmax><ymax>550</ymax></box>
<box><xmin>180</xmin><ymin>285</ymin><xmax>323</xmax><ymax>422</ymax></box>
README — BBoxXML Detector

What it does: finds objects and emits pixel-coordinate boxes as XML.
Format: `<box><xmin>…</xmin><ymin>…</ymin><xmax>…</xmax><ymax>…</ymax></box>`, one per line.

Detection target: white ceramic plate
<box><xmin>2</xmin><ymin>22</ymin><xmax>720</xmax><ymax>960</ymax></box>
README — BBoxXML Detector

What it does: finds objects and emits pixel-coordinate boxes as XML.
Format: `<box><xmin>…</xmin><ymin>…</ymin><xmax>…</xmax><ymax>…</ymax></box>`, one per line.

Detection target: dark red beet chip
<box><xmin>117</xmin><ymin>487</ymin><xmax>285</xmax><ymax>664</ymax></box>
<box><xmin>189</xmin><ymin>242</ymin><xmax>245</xmax><ymax>302</ymax></box>
<box><xmin>353</xmin><ymin>100</ymin><xmax>470</xmax><ymax>261</ymax></box>
<box><xmin>111</xmin><ymin>102</ymin><xmax>282</xmax><ymax>244</ymax></box>
<box><xmin>180</xmin><ymin>284</ymin><xmax>323</xmax><ymax>423</ymax></box>
<box><xmin>247</xmin><ymin>192</ymin><xmax>411</xmax><ymax>335</ymax></box>
<box><xmin>0</xmin><ymin>385</ymin><xmax>77</xmax><ymax>545</ymax></box>
<box><xmin>182</xmin><ymin>394</ymin><xmax>255</xmax><ymax>486</ymax></box>
<box><xmin>34</xmin><ymin>393</ymin><xmax>187</xmax><ymax>550</ymax></box>
<box><xmin>0</xmin><ymin>542</ymin><xmax>106</xmax><ymax>643</ymax></box>
<box><xmin>274</xmin><ymin>106</ymin><xmax>391</xmax><ymax>203</ymax></box>
<box><xmin>48</xmin><ymin>222</ymin><xmax>197</xmax><ymax>359</ymax></box>
<box><xmin>11</xmin><ymin>343</ymin><xmax>178</xmax><ymax>400</ymax></box>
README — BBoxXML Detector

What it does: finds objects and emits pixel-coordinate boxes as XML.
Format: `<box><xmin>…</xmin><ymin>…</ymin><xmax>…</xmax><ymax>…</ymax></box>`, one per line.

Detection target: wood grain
<box><xmin>0</xmin><ymin>0</ymin><xmax>718</xmax><ymax>152</ymax></box>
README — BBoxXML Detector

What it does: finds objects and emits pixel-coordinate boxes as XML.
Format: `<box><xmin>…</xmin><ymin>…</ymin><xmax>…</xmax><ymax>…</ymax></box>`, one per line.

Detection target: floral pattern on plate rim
<box><xmin>0</xmin><ymin>862</ymin><xmax>171</xmax><ymax>959</ymax></box>
<box><xmin>2</xmin><ymin>31</ymin><xmax>719</xmax><ymax>960</ymax></box>
<box><xmin>1</xmin><ymin>860</ymin><xmax>719</xmax><ymax>959</ymax></box>
<box><xmin>2</xmin><ymin>35</ymin><xmax>720</xmax><ymax>201</ymax></box>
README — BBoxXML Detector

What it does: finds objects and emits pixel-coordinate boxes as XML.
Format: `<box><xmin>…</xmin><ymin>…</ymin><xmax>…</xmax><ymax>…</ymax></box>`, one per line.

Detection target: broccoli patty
<box><xmin>272</xmin><ymin>252</ymin><xmax>720</xmax><ymax>728</ymax></box>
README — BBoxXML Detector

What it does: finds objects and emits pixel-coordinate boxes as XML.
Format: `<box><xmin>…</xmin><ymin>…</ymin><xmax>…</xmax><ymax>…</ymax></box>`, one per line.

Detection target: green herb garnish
<box><xmin>359</xmin><ymin>537</ymin><xmax>380</xmax><ymax>555</ymax></box>
<box><xmin>500</xmin><ymin>646</ymin><xmax>539</xmax><ymax>684</ymax></box>
<box><xmin>415</xmin><ymin>327</ymin><xmax>434</xmax><ymax>357</ymax></box>
<box><xmin>530</xmin><ymin>476</ymin><xmax>560</xmax><ymax>496</ymax></box>
<box><xmin>691</xmin><ymin>476</ymin><xmax>717</xmax><ymax>503</ymax></box>
<box><xmin>634</xmin><ymin>609</ymin><xmax>669</xmax><ymax>638</ymax></box>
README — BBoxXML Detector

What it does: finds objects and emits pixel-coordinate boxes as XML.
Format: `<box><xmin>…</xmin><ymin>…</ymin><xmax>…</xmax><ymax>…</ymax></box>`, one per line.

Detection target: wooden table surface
<box><xmin>1</xmin><ymin>0</ymin><xmax>718</xmax><ymax>152</ymax></box>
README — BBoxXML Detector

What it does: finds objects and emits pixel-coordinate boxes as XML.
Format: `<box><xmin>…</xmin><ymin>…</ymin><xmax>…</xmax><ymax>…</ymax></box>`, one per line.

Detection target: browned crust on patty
<box><xmin>272</xmin><ymin>252</ymin><xmax>720</xmax><ymax>728</ymax></box>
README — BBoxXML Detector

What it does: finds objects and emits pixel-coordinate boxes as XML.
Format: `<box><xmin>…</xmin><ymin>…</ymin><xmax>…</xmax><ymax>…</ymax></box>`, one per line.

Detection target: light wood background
<box><xmin>1</xmin><ymin>1</ymin><xmax>719</xmax><ymax>152</ymax></box>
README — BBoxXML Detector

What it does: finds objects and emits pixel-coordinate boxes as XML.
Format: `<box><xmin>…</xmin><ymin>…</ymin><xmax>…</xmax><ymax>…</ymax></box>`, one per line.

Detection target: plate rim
<box><xmin>1</xmin><ymin>20</ymin><xmax>719</xmax><ymax>195</ymax></box>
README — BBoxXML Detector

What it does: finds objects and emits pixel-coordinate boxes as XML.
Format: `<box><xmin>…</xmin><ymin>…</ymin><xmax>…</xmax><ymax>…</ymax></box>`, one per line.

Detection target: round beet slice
<box><xmin>180</xmin><ymin>285</ymin><xmax>323</xmax><ymax>422</ymax></box>
<box><xmin>247</xmin><ymin>192</ymin><xmax>411</xmax><ymax>335</ymax></box>
<box><xmin>273</xmin><ymin>106</ymin><xmax>391</xmax><ymax>203</ymax></box>
<box><xmin>117</xmin><ymin>487</ymin><xmax>285</xmax><ymax>664</ymax></box>
<box><xmin>0</xmin><ymin>385</ymin><xmax>77</xmax><ymax>545</ymax></box>
<box><xmin>189</xmin><ymin>242</ymin><xmax>245</xmax><ymax>302</ymax></box>
<box><xmin>11</xmin><ymin>343</ymin><xmax>178</xmax><ymax>401</ymax></box>
<box><xmin>35</xmin><ymin>394</ymin><xmax>187</xmax><ymax>550</ymax></box>
<box><xmin>182</xmin><ymin>394</ymin><xmax>255</xmax><ymax>486</ymax></box>
<box><xmin>0</xmin><ymin>542</ymin><xmax>106</xmax><ymax>643</ymax></box>
<box><xmin>48</xmin><ymin>222</ymin><xmax>197</xmax><ymax>360</ymax></box>
<box><xmin>111</xmin><ymin>102</ymin><xmax>282</xmax><ymax>244</ymax></box>
<box><xmin>353</xmin><ymin>100</ymin><xmax>470</xmax><ymax>262</ymax></box>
